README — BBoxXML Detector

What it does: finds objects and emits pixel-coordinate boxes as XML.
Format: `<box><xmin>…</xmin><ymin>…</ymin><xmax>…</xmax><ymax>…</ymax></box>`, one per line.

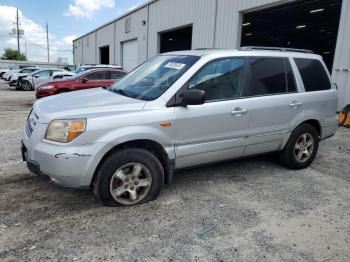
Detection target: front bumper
<box><xmin>21</xmin><ymin>132</ymin><xmax>107</xmax><ymax>189</ymax></box>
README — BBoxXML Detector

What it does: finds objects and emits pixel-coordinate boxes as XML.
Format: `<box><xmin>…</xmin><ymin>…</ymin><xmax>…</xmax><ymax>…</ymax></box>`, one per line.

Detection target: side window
<box><xmin>246</xmin><ymin>58</ymin><xmax>286</xmax><ymax>96</ymax></box>
<box><xmin>188</xmin><ymin>58</ymin><xmax>245</xmax><ymax>102</ymax></box>
<box><xmin>294</xmin><ymin>58</ymin><xmax>331</xmax><ymax>91</ymax></box>
<box><xmin>110</xmin><ymin>71</ymin><xmax>126</xmax><ymax>79</ymax></box>
<box><xmin>86</xmin><ymin>71</ymin><xmax>107</xmax><ymax>80</ymax></box>
<box><xmin>35</xmin><ymin>70</ymin><xmax>50</xmax><ymax>77</ymax></box>
<box><xmin>285</xmin><ymin>59</ymin><xmax>297</xmax><ymax>92</ymax></box>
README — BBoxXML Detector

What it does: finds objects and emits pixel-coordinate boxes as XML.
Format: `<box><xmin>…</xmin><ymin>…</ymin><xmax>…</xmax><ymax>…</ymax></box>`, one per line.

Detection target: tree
<box><xmin>1</xmin><ymin>48</ymin><xmax>27</xmax><ymax>61</ymax></box>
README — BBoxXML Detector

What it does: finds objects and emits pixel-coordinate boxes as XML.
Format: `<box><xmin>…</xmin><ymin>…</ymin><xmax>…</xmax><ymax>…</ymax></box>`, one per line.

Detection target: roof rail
<box><xmin>239</xmin><ymin>46</ymin><xmax>314</xmax><ymax>54</ymax></box>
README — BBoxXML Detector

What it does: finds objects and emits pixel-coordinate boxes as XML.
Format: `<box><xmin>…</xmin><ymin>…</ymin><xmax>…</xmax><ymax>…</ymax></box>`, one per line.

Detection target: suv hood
<box><xmin>33</xmin><ymin>88</ymin><xmax>146</xmax><ymax>123</ymax></box>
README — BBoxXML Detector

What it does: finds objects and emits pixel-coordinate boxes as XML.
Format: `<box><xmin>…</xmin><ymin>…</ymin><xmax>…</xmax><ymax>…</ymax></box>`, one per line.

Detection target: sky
<box><xmin>0</xmin><ymin>0</ymin><xmax>147</xmax><ymax>64</ymax></box>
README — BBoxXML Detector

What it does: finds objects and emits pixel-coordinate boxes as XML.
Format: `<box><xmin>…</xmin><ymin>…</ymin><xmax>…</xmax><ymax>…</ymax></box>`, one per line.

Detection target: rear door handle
<box><xmin>231</xmin><ymin>108</ymin><xmax>248</xmax><ymax>116</ymax></box>
<box><xmin>289</xmin><ymin>101</ymin><xmax>302</xmax><ymax>108</ymax></box>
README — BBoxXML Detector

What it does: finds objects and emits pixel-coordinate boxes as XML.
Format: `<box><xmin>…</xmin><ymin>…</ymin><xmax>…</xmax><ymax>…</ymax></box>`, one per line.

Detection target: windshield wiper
<box><xmin>113</xmin><ymin>88</ymin><xmax>131</xmax><ymax>98</ymax></box>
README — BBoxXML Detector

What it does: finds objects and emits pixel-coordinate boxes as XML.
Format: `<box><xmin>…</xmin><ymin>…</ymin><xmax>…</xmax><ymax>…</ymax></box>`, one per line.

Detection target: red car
<box><xmin>35</xmin><ymin>68</ymin><xmax>127</xmax><ymax>98</ymax></box>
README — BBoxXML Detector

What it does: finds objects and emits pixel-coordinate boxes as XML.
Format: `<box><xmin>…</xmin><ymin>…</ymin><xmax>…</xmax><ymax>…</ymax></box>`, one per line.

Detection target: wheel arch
<box><xmin>91</xmin><ymin>139</ymin><xmax>174</xmax><ymax>189</ymax></box>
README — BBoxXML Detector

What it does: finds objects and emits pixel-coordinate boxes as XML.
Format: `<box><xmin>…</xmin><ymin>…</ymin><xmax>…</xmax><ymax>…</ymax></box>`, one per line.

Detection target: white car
<box><xmin>74</xmin><ymin>64</ymin><xmax>122</xmax><ymax>74</ymax></box>
<box><xmin>2</xmin><ymin>65</ymin><xmax>39</xmax><ymax>81</ymax></box>
<box><xmin>50</xmin><ymin>71</ymin><xmax>75</xmax><ymax>80</ymax></box>
<box><xmin>0</xmin><ymin>66</ymin><xmax>15</xmax><ymax>78</ymax></box>
<box><xmin>21</xmin><ymin>69</ymin><xmax>69</xmax><ymax>91</ymax></box>
<box><xmin>10</xmin><ymin>68</ymin><xmax>41</xmax><ymax>87</ymax></box>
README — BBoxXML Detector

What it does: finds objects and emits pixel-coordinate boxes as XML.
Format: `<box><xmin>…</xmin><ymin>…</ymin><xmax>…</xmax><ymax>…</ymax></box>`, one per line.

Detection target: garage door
<box><xmin>122</xmin><ymin>39</ymin><xmax>138</xmax><ymax>71</ymax></box>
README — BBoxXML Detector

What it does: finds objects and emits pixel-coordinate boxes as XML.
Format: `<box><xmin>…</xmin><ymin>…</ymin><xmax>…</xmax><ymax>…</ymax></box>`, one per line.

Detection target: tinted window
<box><xmin>285</xmin><ymin>59</ymin><xmax>297</xmax><ymax>92</ymax></box>
<box><xmin>188</xmin><ymin>58</ymin><xmax>245</xmax><ymax>101</ymax></box>
<box><xmin>86</xmin><ymin>71</ymin><xmax>107</xmax><ymax>80</ymax></box>
<box><xmin>110</xmin><ymin>71</ymin><xmax>126</xmax><ymax>79</ymax></box>
<box><xmin>294</xmin><ymin>58</ymin><xmax>331</xmax><ymax>91</ymax></box>
<box><xmin>246</xmin><ymin>58</ymin><xmax>286</xmax><ymax>96</ymax></box>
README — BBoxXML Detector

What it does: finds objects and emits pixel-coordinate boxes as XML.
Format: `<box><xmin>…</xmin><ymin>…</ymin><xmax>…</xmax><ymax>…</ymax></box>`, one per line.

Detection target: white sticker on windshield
<box><xmin>164</xmin><ymin>62</ymin><xmax>186</xmax><ymax>70</ymax></box>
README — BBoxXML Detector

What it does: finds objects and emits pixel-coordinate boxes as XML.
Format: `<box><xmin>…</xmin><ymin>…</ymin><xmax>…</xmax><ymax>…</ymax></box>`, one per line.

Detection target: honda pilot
<box><xmin>21</xmin><ymin>47</ymin><xmax>338</xmax><ymax>206</ymax></box>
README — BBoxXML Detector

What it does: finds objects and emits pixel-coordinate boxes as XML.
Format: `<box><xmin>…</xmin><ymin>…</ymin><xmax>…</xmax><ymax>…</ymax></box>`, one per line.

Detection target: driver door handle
<box><xmin>231</xmin><ymin>108</ymin><xmax>248</xmax><ymax>116</ymax></box>
<box><xmin>289</xmin><ymin>101</ymin><xmax>303</xmax><ymax>108</ymax></box>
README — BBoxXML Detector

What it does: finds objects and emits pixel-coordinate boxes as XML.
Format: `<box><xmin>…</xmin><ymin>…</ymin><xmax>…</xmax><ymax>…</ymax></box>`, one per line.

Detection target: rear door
<box><xmin>173</xmin><ymin>57</ymin><xmax>250</xmax><ymax>168</ymax></box>
<box><xmin>243</xmin><ymin>57</ymin><xmax>303</xmax><ymax>156</ymax></box>
<box><xmin>293</xmin><ymin>58</ymin><xmax>337</xmax><ymax>138</ymax></box>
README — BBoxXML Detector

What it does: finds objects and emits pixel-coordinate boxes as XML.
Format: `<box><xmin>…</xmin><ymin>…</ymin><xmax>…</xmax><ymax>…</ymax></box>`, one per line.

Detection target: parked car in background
<box><xmin>0</xmin><ymin>65</ymin><xmax>38</xmax><ymax>79</ymax></box>
<box><xmin>20</xmin><ymin>69</ymin><xmax>69</xmax><ymax>91</ymax></box>
<box><xmin>74</xmin><ymin>64</ymin><xmax>122</xmax><ymax>74</ymax></box>
<box><xmin>0</xmin><ymin>66</ymin><xmax>15</xmax><ymax>78</ymax></box>
<box><xmin>2</xmin><ymin>65</ymin><xmax>39</xmax><ymax>81</ymax></box>
<box><xmin>10</xmin><ymin>67</ymin><xmax>41</xmax><ymax>87</ymax></box>
<box><xmin>35</xmin><ymin>68</ymin><xmax>127</xmax><ymax>98</ymax></box>
<box><xmin>22</xmin><ymin>47</ymin><xmax>338</xmax><ymax>206</ymax></box>
<box><xmin>50</xmin><ymin>71</ymin><xmax>75</xmax><ymax>80</ymax></box>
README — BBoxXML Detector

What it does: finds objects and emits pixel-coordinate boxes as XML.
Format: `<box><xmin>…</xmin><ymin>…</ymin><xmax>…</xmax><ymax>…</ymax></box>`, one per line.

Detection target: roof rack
<box><xmin>239</xmin><ymin>46</ymin><xmax>314</xmax><ymax>54</ymax></box>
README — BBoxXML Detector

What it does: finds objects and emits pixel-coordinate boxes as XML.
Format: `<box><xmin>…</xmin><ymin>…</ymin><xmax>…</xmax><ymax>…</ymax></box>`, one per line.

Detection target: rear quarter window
<box><xmin>294</xmin><ymin>58</ymin><xmax>331</xmax><ymax>92</ymax></box>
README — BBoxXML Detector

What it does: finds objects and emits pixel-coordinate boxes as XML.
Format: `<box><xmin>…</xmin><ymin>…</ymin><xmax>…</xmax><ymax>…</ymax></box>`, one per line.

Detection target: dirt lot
<box><xmin>0</xmin><ymin>79</ymin><xmax>349</xmax><ymax>261</ymax></box>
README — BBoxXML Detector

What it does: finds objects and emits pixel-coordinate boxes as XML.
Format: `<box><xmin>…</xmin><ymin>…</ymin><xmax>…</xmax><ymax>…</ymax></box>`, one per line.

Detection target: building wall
<box><xmin>96</xmin><ymin>23</ymin><xmax>115</xmax><ymax>64</ymax></box>
<box><xmin>73</xmin><ymin>39</ymin><xmax>82</xmax><ymax>67</ymax></box>
<box><xmin>82</xmin><ymin>32</ymin><xmax>96</xmax><ymax>65</ymax></box>
<box><xmin>73</xmin><ymin>0</ymin><xmax>350</xmax><ymax>107</ymax></box>
<box><xmin>147</xmin><ymin>0</ymin><xmax>217</xmax><ymax>57</ymax></box>
<box><xmin>114</xmin><ymin>6</ymin><xmax>148</xmax><ymax>66</ymax></box>
<box><xmin>332</xmin><ymin>0</ymin><xmax>350</xmax><ymax>109</ymax></box>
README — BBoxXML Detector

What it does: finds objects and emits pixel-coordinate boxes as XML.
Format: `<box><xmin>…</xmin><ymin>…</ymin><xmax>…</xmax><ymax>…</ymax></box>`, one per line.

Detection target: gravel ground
<box><xmin>0</xmin><ymin>79</ymin><xmax>349</xmax><ymax>262</ymax></box>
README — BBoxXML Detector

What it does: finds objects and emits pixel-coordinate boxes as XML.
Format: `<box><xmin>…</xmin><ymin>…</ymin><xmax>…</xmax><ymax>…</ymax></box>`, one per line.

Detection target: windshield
<box><xmin>110</xmin><ymin>55</ymin><xmax>199</xmax><ymax>101</ymax></box>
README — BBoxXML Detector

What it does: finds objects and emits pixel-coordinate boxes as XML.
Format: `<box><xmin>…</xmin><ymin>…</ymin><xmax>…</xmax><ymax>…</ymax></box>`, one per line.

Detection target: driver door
<box><xmin>74</xmin><ymin>70</ymin><xmax>109</xmax><ymax>90</ymax></box>
<box><xmin>173</xmin><ymin>57</ymin><xmax>250</xmax><ymax>168</ymax></box>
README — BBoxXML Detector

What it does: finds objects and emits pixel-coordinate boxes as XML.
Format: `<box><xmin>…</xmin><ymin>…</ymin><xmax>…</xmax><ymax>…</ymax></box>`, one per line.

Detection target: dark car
<box><xmin>35</xmin><ymin>68</ymin><xmax>127</xmax><ymax>98</ymax></box>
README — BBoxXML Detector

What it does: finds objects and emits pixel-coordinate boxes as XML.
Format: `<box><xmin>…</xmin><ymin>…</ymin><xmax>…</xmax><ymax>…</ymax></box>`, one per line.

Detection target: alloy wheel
<box><xmin>294</xmin><ymin>133</ymin><xmax>314</xmax><ymax>163</ymax></box>
<box><xmin>22</xmin><ymin>81</ymin><xmax>32</xmax><ymax>91</ymax></box>
<box><xmin>109</xmin><ymin>162</ymin><xmax>152</xmax><ymax>205</ymax></box>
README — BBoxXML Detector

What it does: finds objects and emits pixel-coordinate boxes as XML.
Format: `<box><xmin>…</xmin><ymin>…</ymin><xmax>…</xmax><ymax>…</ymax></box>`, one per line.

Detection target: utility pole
<box><xmin>16</xmin><ymin>8</ymin><xmax>20</xmax><ymax>54</ymax></box>
<box><xmin>46</xmin><ymin>22</ymin><xmax>50</xmax><ymax>62</ymax></box>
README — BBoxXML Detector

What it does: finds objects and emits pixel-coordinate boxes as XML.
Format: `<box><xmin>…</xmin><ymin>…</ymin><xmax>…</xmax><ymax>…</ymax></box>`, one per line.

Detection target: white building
<box><xmin>73</xmin><ymin>0</ymin><xmax>350</xmax><ymax>108</ymax></box>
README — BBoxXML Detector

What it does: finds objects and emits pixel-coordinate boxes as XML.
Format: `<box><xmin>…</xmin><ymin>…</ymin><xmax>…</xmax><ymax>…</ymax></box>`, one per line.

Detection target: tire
<box><xmin>93</xmin><ymin>148</ymin><xmax>164</xmax><ymax>206</ymax></box>
<box><xmin>280</xmin><ymin>123</ymin><xmax>319</xmax><ymax>169</ymax></box>
<box><xmin>16</xmin><ymin>80</ymin><xmax>22</xmax><ymax>90</ymax></box>
<box><xmin>22</xmin><ymin>80</ymin><xmax>33</xmax><ymax>91</ymax></box>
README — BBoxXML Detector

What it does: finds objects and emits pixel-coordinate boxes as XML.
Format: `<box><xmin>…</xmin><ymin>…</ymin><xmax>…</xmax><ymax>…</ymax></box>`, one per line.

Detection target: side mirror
<box><xmin>34</xmin><ymin>75</ymin><xmax>40</xmax><ymax>78</ymax></box>
<box><xmin>80</xmin><ymin>78</ymin><xmax>88</xmax><ymax>83</ymax></box>
<box><xmin>181</xmin><ymin>89</ymin><xmax>206</xmax><ymax>106</ymax></box>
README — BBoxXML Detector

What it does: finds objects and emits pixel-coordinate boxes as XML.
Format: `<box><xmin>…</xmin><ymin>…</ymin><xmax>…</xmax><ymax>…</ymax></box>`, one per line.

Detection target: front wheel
<box><xmin>280</xmin><ymin>123</ymin><xmax>319</xmax><ymax>169</ymax></box>
<box><xmin>21</xmin><ymin>80</ymin><xmax>33</xmax><ymax>91</ymax></box>
<box><xmin>93</xmin><ymin>148</ymin><xmax>164</xmax><ymax>206</ymax></box>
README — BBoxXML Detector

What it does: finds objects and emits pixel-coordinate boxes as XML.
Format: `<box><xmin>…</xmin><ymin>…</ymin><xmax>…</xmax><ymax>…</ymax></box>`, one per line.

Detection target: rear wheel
<box><xmin>280</xmin><ymin>123</ymin><xmax>319</xmax><ymax>169</ymax></box>
<box><xmin>21</xmin><ymin>80</ymin><xmax>33</xmax><ymax>91</ymax></box>
<box><xmin>93</xmin><ymin>148</ymin><xmax>164</xmax><ymax>206</ymax></box>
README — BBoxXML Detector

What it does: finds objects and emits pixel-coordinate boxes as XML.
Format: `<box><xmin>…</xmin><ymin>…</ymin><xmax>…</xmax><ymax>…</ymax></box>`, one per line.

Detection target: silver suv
<box><xmin>22</xmin><ymin>47</ymin><xmax>338</xmax><ymax>206</ymax></box>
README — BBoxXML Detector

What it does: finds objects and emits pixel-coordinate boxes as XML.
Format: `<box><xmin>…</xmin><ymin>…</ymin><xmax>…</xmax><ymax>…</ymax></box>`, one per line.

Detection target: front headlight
<box><xmin>38</xmin><ymin>85</ymin><xmax>54</xmax><ymax>90</ymax></box>
<box><xmin>45</xmin><ymin>119</ymin><xmax>86</xmax><ymax>143</ymax></box>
